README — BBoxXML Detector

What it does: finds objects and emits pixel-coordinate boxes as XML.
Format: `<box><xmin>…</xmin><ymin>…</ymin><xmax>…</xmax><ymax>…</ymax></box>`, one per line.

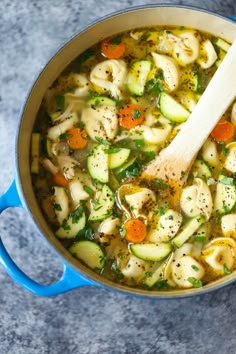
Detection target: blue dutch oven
<box><xmin>0</xmin><ymin>5</ymin><xmax>236</xmax><ymax>298</ymax></box>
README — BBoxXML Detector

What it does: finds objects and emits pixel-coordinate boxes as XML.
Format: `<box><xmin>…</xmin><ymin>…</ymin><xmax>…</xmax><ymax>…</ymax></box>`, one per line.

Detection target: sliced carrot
<box><xmin>211</xmin><ymin>120</ymin><xmax>235</xmax><ymax>143</ymax></box>
<box><xmin>101</xmin><ymin>37</ymin><xmax>125</xmax><ymax>59</ymax></box>
<box><xmin>124</xmin><ymin>218</ymin><xmax>147</xmax><ymax>243</ymax></box>
<box><xmin>118</xmin><ymin>104</ymin><xmax>144</xmax><ymax>129</ymax></box>
<box><xmin>53</xmin><ymin>172</ymin><xmax>69</xmax><ymax>188</ymax></box>
<box><xmin>67</xmin><ymin>128</ymin><xmax>88</xmax><ymax>149</ymax></box>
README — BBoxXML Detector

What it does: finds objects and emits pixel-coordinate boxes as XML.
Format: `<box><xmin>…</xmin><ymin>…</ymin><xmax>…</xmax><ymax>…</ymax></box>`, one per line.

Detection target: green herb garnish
<box><xmin>77</xmin><ymin>226</ymin><xmax>94</xmax><ymax>240</ymax></box>
<box><xmin>191</xmin><ymin>265</ymin><xmax>199</xmax><ymax>272</ymax></box>
<box><xmin>95</xmin><ymin>136</ymin><xmax>111</xmax><ymax>146</ymax></box>
<box><xmin>223</xmin><ymin>263</ymin><xmax>232</xmax><ymax>275</ymax></box>
<box><xmin>134</xmin><ymin>139</ymin><xmax>145</xmax><ymax>149</ymax></box>
<box><xmin>59</xmin><ymin>133</ymin><xmax>72</xmax><ymax>141</ymax></box>
<box><xmin>154</xmin><ymin>178</ymin><xmax>169</xmax><ymax>189</ymax></box>
<box><xmin>83</xmin><ymin>185</ymin><xmax>94</xmax><ymax>196</ymax></box>
<box><xmin>104</xmin><ymin>147</ymin><xmax>121</xmax><ymax>154</ymax></box>
<box><xmin>70</xmin><ymin>206</ymin><xmax>84</xmax><ymax>224</ymax></box>
<box><xmin>109</xmin><ymin>35</ymin><xmax>122</xmax><ymax>45</ymax></box>
<box><xmin>132</xmin><ymin>109</ymin><xmax>142</xmax><ymax>119</ymax></box>
<box><xmin>187</xmin><ymin>277</ymin><xmax>202</xmax><ymax>288</ymax></box>
<box><xmin>53</xmin><ymin>203</ymin><xmax>62</xmax><ymax>211</ymax></box>
<box><xmin>62</xmin><ymin>219</ymin><xmax>71</xmax><ymax>231</ymax></box>
<box><xmin>55</xmin><ymin>95</ymin><xmax>65</xmax><ymax>111</ymax></box>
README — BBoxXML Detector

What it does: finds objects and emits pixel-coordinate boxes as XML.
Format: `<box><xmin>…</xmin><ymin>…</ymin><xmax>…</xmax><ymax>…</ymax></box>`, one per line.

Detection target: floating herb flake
<box><xmin>187</xmin><ymin>277</ymin><xmax>202</xmax><ymax>288</ymax></box>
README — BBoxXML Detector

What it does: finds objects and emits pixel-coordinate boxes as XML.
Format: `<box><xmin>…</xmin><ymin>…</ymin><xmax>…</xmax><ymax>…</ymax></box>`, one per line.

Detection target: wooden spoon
<box><xmin>143</xmin><ymin>39</ymin><xmax>236</xmax><ymax>191</ymax></box>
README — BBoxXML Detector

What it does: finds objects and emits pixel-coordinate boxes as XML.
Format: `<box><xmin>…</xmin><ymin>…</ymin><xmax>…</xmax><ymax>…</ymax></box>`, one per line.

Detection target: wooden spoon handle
<box><xmin>164</xmin><ymin>39</ymin><xmax>236</xmax><ymax>164</ymax></box>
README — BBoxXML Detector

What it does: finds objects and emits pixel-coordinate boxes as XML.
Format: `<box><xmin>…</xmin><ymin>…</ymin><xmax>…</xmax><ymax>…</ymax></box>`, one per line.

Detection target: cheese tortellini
<box><xmin>131</xmin><ymin>116</ymin><xmax>173</xmax><ymax>145</ymax></box>
<box><xmin>90</xmin><ymin>59</ymin><xmax>127</xmax><ymax>98</ymax></box>
<box><xmin>180</xmin><ymin>178</ymin><xmax>213</xmax><ymax>220</ymax></box>
<box><xmin>169</xmin><ymin>31</ymin><xmax>200</xmax><ymax>66</ymax></box>
<box><xmin>197</xmin><ymin>39</ymin><xmax>218</xmax><ymax>69</ymax></box>
<box><xmin>147</xmin><ymin>209</ymin><xmax>182</xmax><ymax>243</ymax></box>
<box><xmin>202</xmin><ymin>238</ymin><xmax>236</xmax><ymax>274</ymax></box>
<box><xmin>81</xmin><ymin>104</ymin><xmax>118</xmax><ymax>141</ymax></box>
<box><xmin>151</xmin><ymin>52</ymin><xmax>179</xmax><ymax>91</ymax></box>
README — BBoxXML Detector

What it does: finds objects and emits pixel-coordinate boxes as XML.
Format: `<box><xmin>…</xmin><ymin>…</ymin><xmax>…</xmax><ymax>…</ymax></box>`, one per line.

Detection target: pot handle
<box><xmin>0</xmin><ymin>179</ymin><xmax>96</xmax><ymax>296</ymax></box>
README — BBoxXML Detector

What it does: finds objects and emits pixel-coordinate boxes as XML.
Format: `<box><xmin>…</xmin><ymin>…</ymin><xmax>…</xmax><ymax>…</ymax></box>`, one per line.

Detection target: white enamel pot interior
<box><xmin>16</xmin><ymin>5</ymin><xmax>236</xmax><ymax>298</ymax></box>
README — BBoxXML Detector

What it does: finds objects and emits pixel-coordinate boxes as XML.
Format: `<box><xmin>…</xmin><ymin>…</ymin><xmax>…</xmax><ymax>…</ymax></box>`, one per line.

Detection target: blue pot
<box><xmin>1</xmin><ymin>5</ymin><xmax>236</xmax><ymax>298</ymax></box>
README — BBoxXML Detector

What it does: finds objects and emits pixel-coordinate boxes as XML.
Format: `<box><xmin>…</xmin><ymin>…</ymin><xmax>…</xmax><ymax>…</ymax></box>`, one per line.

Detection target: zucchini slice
<box><xmin>89</xmin><ymin>184</ymin><xmax>115</xmax><ymax>221</ymax></box>
<box><xmin>127</xmin><ymin>60</ymin><xmax>152</xmax><ymax>96</ymax></box>
<box><xmin>108</xmin><ymin>148</ymin><xmax>131</xmax><ymax>169</ymax></box>
<box><xmin>56</xmin><ymin>211</ymin><xmax>86</xmax><ymax>239</ymax></box>
<box><xmin>41</xmin><ymin>138</ymin><xmax>53</xmax><ymax>159</ymax></box>
<box><xmin>172</xmin><ymin>215</ymin><xmax>206</xmax><ymax>248</ymax></box>
<box><xmin>159</xmin><ymin>92</ymin><xmax>190</xmax><ymax>122</ymax></box>
<box><xmin>31</xmin><ymin>133</ymin><xmax>40</xmax><ymax>174</ymax></box>
<box><xmin>215</xmin><ymin>38</ymin><xmax>230</xmax><ymax>52</ymax></box>
<box><xmin>87</xmin><ymin>96</ymin><xmax>116</xmax><ymax>108</ymax></box>
<box><xmin>130</xmin><ymin>242</ymin><xmax>172</xmax><ymax>262</ymax></box>
<box><xmin>69</xmin><ymin>240</ymin><xmax>105</xmax><ymax>270</ymax></box>
<box><xmin>87</xmin><ymin>144</ymin><xmax>109</xmax><ymax>183</ymax></box>
<box><xmin>214</xmin><ymin>175</ymin><xmax>236</xmax><ymax>214</ymax></box>
<box><xmin>191</xmin><ymin>159</ymin><xmax>212</xmax><ymax>179</ymax></box>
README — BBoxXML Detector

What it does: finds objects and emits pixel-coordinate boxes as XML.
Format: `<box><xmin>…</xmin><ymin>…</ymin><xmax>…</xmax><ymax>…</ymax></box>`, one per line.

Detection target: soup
<box><xmin>31</xmin><ymin>25</ymin><xmax>236</xmax><ymax>290</ymax></box>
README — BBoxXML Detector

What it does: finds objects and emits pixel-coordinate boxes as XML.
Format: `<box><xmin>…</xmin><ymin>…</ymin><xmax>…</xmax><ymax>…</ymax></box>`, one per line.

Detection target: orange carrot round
<box><xmin>124</xmin><ymin>218</ymin><xmax>147</xmax><ymax>243</ymax></box>
<box><xmin>211</xmin><ymin>120</ymin><xmax>235</xmax><ymax>143</ymax></box>
<box><xmin>118</xmin><ymin>104</ymin><xmax>144</xmax><ymax>129</ymax></box>
<box><xmin>53</xmin><ymin>172</ymin><xmax>69</xmax><ymax>188</ymax></box>
<box><xmin>101</xmin><ymin>37</ymin><xmax>125</xmax><ymax>59</ymax></box>
<box><xmin>67</xmin><ymin>128</ymin><xmax>88</xmax><ymax>149</ymax></box>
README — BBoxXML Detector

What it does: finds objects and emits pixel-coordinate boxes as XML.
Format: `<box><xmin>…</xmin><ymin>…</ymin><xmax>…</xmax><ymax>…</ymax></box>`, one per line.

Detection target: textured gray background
<box><xmin>1</xmin><ymin>1</ymin><xmax>236</xmax><ymax>353</ymax></box>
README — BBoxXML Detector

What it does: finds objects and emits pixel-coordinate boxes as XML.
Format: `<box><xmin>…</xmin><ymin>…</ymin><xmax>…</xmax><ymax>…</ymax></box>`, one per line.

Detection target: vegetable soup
<box><xmin>31</xmin><ymin>26</ymin><xmax>236</xmax><ymax>290</ymax></box>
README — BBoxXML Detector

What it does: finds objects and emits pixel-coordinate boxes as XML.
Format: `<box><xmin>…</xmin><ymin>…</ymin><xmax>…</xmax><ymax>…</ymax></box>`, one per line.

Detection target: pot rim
<box><xmin>14</xmin><ymin>4</ymin><xmax>236</xmax><ymax>298</ymax></box>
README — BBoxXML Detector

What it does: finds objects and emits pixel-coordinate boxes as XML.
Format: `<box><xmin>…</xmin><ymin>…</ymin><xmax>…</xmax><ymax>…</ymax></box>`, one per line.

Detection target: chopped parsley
<box><xmin>160</xmin><ymin>204</ymin><xmax>169</xmax><ymax>216</ymax></box>
<box><xmin>95</xmin><ymin>136</ymin><xmax>111</xmax><ymax>146</ymax></box>
<box><xmin>187</xmin><ymin>277</ymin><xmax>202</xmax><ymax>288</ymax></box>
<box><xmin>104</xmin><ymin>147</ymin><xmax>121</xmax><ymax>154</ymax></box>
<box><xmin>146</xmin><ymin>73</ymin><xmax>164</xmax><ymax>95</ymax></box>
<box><xmin>222</xmin><ymin>146</ymin><xmax>229</xmax><ymax>156</ymax></box>
<box><xmin>191</xmin><ymin>265</ymin><xmax>199</xmax><ymax>272</ymax></box>
<box><xmin>134</xmin><ymin>139</ymin><xmax>145</xmax><ymax>149</ymax></box>
<box><xmin>55</xmin><ymin>95</ymin><xmax>65</xmax><ymax>111</ymax></box>
<box><xmin>83</xmin><ymin>185</ymin><xmax>94</xmax><ymax>196</ymax></box>
<box><xmin>62</xmin><ymin>219</ymin><xmax>71</xmax><ymax>231</ymax></box>
<box><xmin>77</xmin><ymin>226</ymin><xmax>94</xmax><ymax>240</ymax></box>
<box><xmin>145</xmin><ymin>271</ymin><xmax>153</xmax><ymax>278</ymax></box>
<box><xmin>78</xmin><ymin>120</ymin><xmax>85</xmax><ymax>129</ymax></box>
<box><xmin>53</xmin><ymin>203</ymin><xmax>62</xmax><ymax>211</ymax></box>
<box><xmin>109</xmin><ymin>35</ymin><xmax>122</xmax><ymax>45</ymax></box>
<box><xmin>116</xmin><ymin>99</ymin><xmax>124</xmax><ymax>109</ymax></box>
<box><xmin>132</xmin><ymin>109</ymin><xmax>142</xmax><ymax>119</ymax></box>
<box><xmin>59</xmin><ymin>133</ymin><xmax>73</xmax><ymax>141</ymax></box>
<box><xmin>77</xmin><ymin>48</ymin><xmax>94</xmax><ymax>67</ymax></box>
<box><xmin>154</xmin><ymin>178</ymin><xmax>169</xmax><ymax>189</ymax></box>
<box><xmin>70</xmin><ymin>206</ymin><xmax>84</xmax><ymax>224</ymax></box>
<box><xmin>223</xmin><ymin>263</ymin><xmax>232</xmax><ymax>275</ymax></box>
<box><xmin>155</xmin><ymin>279</ymin><xmax>169</xmax><ymax>289</ymax></box>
